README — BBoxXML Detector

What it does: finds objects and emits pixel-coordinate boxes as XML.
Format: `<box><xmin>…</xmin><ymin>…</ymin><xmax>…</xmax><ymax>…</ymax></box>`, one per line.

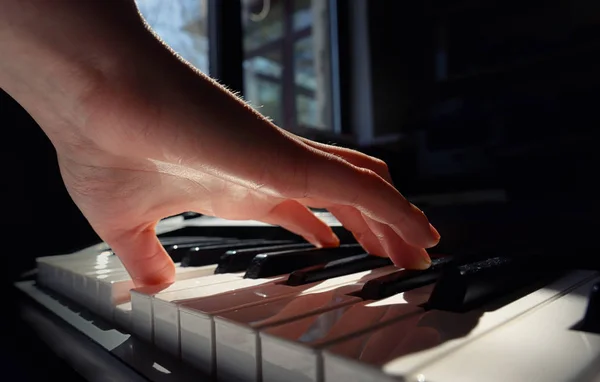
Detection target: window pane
<box><xmin>293</xmin><ymin>0</ymin><xmax>313</xmax><ymax>31</ymax></box>
<box><xmin>136</xmin><ymin>0</ymin><xmax>209</xmax><ymax>74</ymax></box>
<box><xmin>242</xmin><ymin>0</ymin><xmax>334</xmax><ymax>132</ymax></box>
<box><xmin>242</xmin><ymin>0</ymin><xmax>284</xmax><ymax>51</ymax></box>
<box><xmin>293</xmin><ymin>1</ymin><xmax>332</xmax><ymax>131</ymax></box>
<box><xmin>243</xmin><ymin>50</ymin><xmax>284</xmax><ymax>124</ymax></box>
<box><xmin>296</xmin><ymin>93</ymin><xmax>318</xmax><ymax>127</ymax></box>
<box><xmin>250</xmin><ymin>79</ymin><xmax>283</xmax><ymax>123</ymax></box>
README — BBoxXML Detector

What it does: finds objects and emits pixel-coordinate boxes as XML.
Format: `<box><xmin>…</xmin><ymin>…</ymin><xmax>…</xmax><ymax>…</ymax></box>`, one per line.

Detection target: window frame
<box><xmin>211</xmin><ymin>0</ymin><xmax>360</xmax><ymax>143</ymax></box>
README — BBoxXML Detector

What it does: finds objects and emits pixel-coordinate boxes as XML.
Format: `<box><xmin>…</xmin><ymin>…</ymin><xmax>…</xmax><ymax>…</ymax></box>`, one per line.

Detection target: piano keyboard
<box><xmin>14</xmin><ymin>213</ymin><xmax>600</xmax><ymax>382</ymax></box>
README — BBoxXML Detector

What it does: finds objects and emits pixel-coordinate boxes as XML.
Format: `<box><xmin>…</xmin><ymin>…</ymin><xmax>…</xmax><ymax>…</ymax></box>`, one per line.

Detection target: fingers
<box><xmin>259</xmin><ymin>200</ymin><xmax>340</xmax><ymax>248</ymax></box>
<box><xmin>296</xmin><ymin>141</ymin><xmax>432</xmax><ymax>268</ymax></box>
<box><xmin>327</xmin><ymin>205</ymin><xmax>387</xmax><ymax>257</ymax></box>
<box><xmin>363</xmin><ymin>215</ymin><xmax>431</xmax><ymax>268</ymax></box>
<box><xmin>296</xmin><ymin>137</ymin><xmax>394</xmax><ymax>185</ymax></box>
<box><xmin>289</xmin><ymin>143</ymin><xmax>439</xmax><ymax>249</ymax></box>
<box><xmin>105</xmin><ymin>226</ymin><xmax>176</xmax><ymax>287</ymax></box>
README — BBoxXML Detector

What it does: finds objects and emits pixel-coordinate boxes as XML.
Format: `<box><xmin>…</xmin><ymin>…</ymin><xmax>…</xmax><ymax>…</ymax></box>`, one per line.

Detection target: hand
<box><xmin>0</xmin><ymin>0</ymin><xmax>440</xmax><ymax>286</ymax></box>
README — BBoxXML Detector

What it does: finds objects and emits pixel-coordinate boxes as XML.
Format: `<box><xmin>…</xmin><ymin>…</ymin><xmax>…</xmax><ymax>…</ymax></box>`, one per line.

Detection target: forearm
<box><xmin>0</xmin><ymin>0</ymin><xmax>286</xmax><ymax>160</ymax></box>
<box><xmin>0</xmin><ymin>1</ymin><xmax>152</xmax><ymax>137</ymax></box>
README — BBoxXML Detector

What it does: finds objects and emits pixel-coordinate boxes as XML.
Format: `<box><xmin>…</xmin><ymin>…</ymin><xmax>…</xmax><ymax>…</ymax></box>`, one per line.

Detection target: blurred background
<box><xmin>2</xmin><ymin>0</ymin><xmax>600</xmax><ymax>297</ymax></box>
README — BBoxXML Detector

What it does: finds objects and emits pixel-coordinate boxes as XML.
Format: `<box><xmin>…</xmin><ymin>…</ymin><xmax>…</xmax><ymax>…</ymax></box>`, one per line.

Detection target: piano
<box><xmin>13</xmin><ymin>210</ymin><xmax>600</xmax><ymax>382</ymax></box>
<box><xmin>6</xmin><ymin>0</ymin><xmax>600</xmax><ymax>379</ymax></box>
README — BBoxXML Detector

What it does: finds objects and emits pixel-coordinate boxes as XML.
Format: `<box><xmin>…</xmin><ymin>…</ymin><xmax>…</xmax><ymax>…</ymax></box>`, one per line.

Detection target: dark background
<box><xmin>1</xmin><ymin>0</ymin><xmax>599</xmax><ymax>379</ymax></box>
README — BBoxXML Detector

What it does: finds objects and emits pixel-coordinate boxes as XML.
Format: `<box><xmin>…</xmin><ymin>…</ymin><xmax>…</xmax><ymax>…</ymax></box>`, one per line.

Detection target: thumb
<box><xmin>106</xmin><ymin>225</ymin><xmax>176</xmax><ymax>286</ymax></box>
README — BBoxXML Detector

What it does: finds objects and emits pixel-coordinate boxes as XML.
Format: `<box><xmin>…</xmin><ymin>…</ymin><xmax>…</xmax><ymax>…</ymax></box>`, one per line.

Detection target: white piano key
<box><xmin>321</xmin><ymin>270</ymin><xmax>596</xmax><ymax>382</ymax></box>
<box><xmin>153</xmin><ymin>276</ymin><xmax>286</xmax><ymax>357</ymax></box>
<box><xmin>43</xmin><ymin>250</ymin><xmax>122</xmax><ymax>297</ymax></box>
<box><xmin>411</xmin><ymin>274</ymin><xmax>600</xmax><ymax>382</ymax></box>
<box><xmin>114</xmin><ymin>302</ymin><xmax>132</xmax><ymax>331</ymax></box>
<box><xmin>36</xmin><ymin>241</ymin><xmax>110</xmax><ymax>269</ymax></box>
<box><xmin>95</xmin><ymin>264</ymin><xmax>222</xmax><ymax>320</ymax></box>
<box><xmin>258</xmin><ymin>285</ymin><xmax>434</xmax><ymax>382</ymax></box>
<box><xmin>210</xmin><ymin>287</ymin><xmax>360</xmax><ymax>381</ymax></box>
<box><xmin>76</xmin><ymin>268</ymin><xmax>129</xmax><ymax>312</ymax></box>
<box><xmin>130</xmin><ymin>272</ymin><xmax>244</xmax><ymax>341</ymax></box>
<box><xmin>71</xmin><ymin>265</ymin><xmax>125</xmax><ymax>300</ymax></box>
<box><xmin>37</xmin><ymin>250</ymin><xmax>114</xmax><ymax>292</ymax></box>
<box><xmin>179</xmin><ymin>266</ymin><xmax>399</xmax><ymax>380</ymax></box>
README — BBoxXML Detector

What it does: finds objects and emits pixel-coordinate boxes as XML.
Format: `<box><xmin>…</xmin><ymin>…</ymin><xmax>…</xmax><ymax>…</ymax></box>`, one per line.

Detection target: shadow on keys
<box><xmin>323</xmin><ymin>277</ymin><xmax>557</xmax><ymax>367</ymax></box>
<box><xmin>324</xmin><ymin>308</ymin><xmax>482</xmax><ymax>364</ymax></box>
<box><xmin>41</xmin><ymin>286</ymin><xmax>114</xmax><ymax>332</ymax></box>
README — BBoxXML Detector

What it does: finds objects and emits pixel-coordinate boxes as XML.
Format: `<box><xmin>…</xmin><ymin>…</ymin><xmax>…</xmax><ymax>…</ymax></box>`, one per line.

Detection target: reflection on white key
<box><xmin>130</xmin><ymin>272</ymin><xmax>244</xmax><ymax>341</ymax></box>
<box><xmin>37</xmin><ymin>249</ymin><xmax>101</xmax><ymax>287</ymax></box>
<box><xmin>257</xmin><ymin>285</ymin><xmax>433</xmax><ymax>382</ymax></box>
<box><xmin>178</xmin><ymin>266</ymin><xmax>399</xmax><ymax>379</ymax></box>
<box><xmin>153</xmin><ymin>276</ymin><xmax>285</xmax><ymax>357</ymax></box>
<box><xmin>321</xmin><ymin>270</ymin><xmax>596</xmax><ymax>382</ymax></box>
<box><xmin>212</xmin><ymin>287</ymin><xmax>360</xmax><ymax>381</ymax></box>
<box><xmin>412</xmin><ymin>275</ymin><xmax>600</xmax><ymax>382</ymax></box>
<box><xmin>38</xmin><ymin>250</ymin><xmax>120</xmax><ymax>298</ymax></box>
<box><xmin>76</xmin><ymin>268</ymin><xmax>128</xmax><ymax>311</ymax></box>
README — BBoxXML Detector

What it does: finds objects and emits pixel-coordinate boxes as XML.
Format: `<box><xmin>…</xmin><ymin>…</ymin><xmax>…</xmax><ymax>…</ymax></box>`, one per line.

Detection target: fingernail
<box><xmin>390</xmin><ymin>247</ymin><xmax>431</xmax><ymax>270</ymax></box>
<box><xmin>419</xmin><ymin>248</ymin><xmax>432</xmax><ymax>268</ymax></box>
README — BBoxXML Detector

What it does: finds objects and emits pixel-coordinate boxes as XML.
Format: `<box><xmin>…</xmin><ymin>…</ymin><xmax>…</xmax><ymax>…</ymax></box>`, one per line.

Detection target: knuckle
<box><xmin>363</xmin><ymin>155</ymin><xmax>389</xmax><ymax>178</ymax></box>
<box><xmin>357</xmin><ymin>166</ymin><xmax>380</xmax><ymax>181</ymax></box>
<box><xmin>372</xmin><ymin>157</ymin><xmax>389</xmax><ymax>173</ymax></box>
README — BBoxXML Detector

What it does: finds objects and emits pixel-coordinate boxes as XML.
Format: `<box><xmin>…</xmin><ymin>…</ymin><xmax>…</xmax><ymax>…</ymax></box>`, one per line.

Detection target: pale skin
<box><xmin>0</xmin><ymin>0</ymin><xmax>440</xmax><ymax>287</ymax></box>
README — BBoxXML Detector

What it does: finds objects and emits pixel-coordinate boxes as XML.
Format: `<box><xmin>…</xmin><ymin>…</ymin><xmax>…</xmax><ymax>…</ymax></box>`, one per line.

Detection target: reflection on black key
<box><xmin>215</xmin><ymin>243</ymin><xmax>314</xmax><ymax>274</ymax></box>
<box><xmin>182</xmin><ymin>211</ymin><xmax>202</xmax><ymax>220</ymax></box>
<box><xmin>426</xmin><ymin>256</ymin><xmax>557</xmax><ymax>312</ymax></box>
<box><xmin>181</xmin><ymin>239</ymin><xmax>295</xmax><ymax>267</ymax></box>
<box><xmin>159</xmin><ymin>236</ymin><xmax>226</xmax><ymax>246</ymax></box>
<box><xmin>580</xmin><ymin>282</ymin><xmax>600</xmax><ymax>334</ymax></box>
<box><xmin>166</xmin><ymin>239</ymin><xmax>240</xmax><ymax>262</ymax></box>
<box><xmin>286</xmin><ymin>253</ymin><xmax>392</xmax><ymax>286</ymax></box>
<box><xmin>358</xmin><ymin>257</ymin><xmax>452</xmax><ymax>300</ymax></box>
<box><xmin>244</xmin><ymin>244</ymin><xmax>365</xmax><ymax>279</ymax></box>
<box><xmin>107</xmin><ymin>236</ymin><xmax>231</xmax><ymax>261</ymax></box>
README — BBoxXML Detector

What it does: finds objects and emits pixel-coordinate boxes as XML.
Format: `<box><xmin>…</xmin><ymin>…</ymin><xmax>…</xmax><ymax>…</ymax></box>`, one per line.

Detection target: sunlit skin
<box><xmin>0</xmin><ymin>0</ymin><xmax>440</xmax><ymax>286</ymax></box>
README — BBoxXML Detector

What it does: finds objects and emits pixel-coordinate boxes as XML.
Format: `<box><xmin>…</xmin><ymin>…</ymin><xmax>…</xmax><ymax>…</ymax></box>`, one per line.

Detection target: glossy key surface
<box><xmin>215</xmin><ymin>242</ymin><xmax>314</xmax><ymax>274</ymax></box>
<box><xmin>181</xmin><ymin>239</ymin><xmax>295</xmax><ymax>267</ymax></box>
<box><xmin>244</xmin><ymin>244</ymin><xmax>365</xmax><ymax>279</ymax></box>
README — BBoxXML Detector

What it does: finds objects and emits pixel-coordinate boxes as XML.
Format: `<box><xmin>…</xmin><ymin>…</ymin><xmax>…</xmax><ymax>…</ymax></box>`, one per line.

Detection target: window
<box><xmin>136</xmin><ymin>0</ymin><xmax>210</xmax><ymax>74</ymax></box>
<box><xmin>241</xmin><ymin>0</ymin><xmax>336</xmax><ymax>133</ymax></box>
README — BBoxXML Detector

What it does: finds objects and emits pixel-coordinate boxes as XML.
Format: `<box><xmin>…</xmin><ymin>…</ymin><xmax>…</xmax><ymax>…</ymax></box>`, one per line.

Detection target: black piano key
<box><xmin>286</xmin><ymin>253</ymin><xmax>393</xmax><ymax>286</ymax></box>
<box><xmin>159</xmin><ymin>236</ymin><xmax>230</xmax><ymax>246</ymax></box>
<box><xmin>357</xmin><ymin>256</ymin><xmax>453</xmax><ymax>300</ymax></box>
<box><xmin>215</xmin><ymin>243</ymin><xmax>314</xmax><ymax>274</ymax></box>
<box><xmin>181</xmin><ymin>239</ymin><xmax>296</xmax><ymax>267</ymax></box>
<box><xmin>580</xmin><ymin>282</ymin><xmax>600</xmax><ymax>334</ymax></box>
<box><xmin>165</xmin><ymin>239</ymin><xmax>240</xmax><ymax>262</ymax></box>
<box><xmin>425</xmin><ymin>256</ymin><xmax>560</xmax><ymax>312</ymax></box>
<box><xmin>244</xmin><ymin>244</ymin><xmax>365</xmax><ymax>279</ymax></box>
<box><xmin>105</xmin><ymin>236</ymin><xmax>231</xmax><ymax>260</ymax></box>
<box><xmin>182</xmin><ymin>211</ymin><xmax>202</xmax><ymax>220</ymax></box>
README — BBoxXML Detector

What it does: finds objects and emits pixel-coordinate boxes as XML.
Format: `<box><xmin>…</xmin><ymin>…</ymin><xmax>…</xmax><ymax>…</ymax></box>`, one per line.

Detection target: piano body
<box><xmin>13</xmin><ymin>209</ymin><xmax>600</xmax><ymax>382</ymax></box>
